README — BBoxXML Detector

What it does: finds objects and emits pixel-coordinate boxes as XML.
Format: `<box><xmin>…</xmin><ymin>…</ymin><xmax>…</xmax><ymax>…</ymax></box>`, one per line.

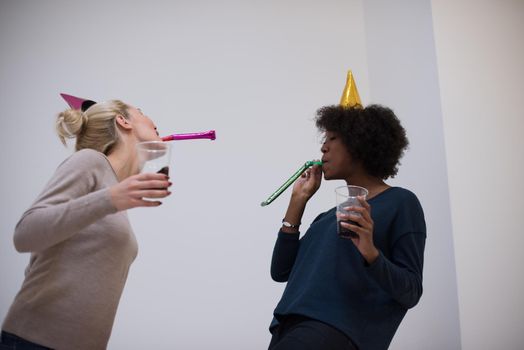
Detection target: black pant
<box><xmin>268</xmin><ymin>315</ymin><xmax>357</xmax><ymax>350</ymax></box>
<box><xmin>0</xmin><ymin>332</ymin><xmax>52</xmax><ymax>350</ymax></box>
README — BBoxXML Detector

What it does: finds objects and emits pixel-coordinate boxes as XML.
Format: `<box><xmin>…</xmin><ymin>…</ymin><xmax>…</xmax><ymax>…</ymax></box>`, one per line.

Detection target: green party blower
<box><xmin>260</xmin><ymin>160</ymin><xmax>322</xmax><ymax>207</ymax></box>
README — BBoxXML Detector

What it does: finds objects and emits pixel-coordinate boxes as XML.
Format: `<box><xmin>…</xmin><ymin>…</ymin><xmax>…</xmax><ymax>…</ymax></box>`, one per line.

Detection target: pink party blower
<box><xmin>161</xmin><ymin>130</ymin><xmax>216</xmax><ymax>142</ymax></box>
<box><xmin>59</xmin><ymin>93</ymin><xmax>217</xmax><ymax>143</ymax></box>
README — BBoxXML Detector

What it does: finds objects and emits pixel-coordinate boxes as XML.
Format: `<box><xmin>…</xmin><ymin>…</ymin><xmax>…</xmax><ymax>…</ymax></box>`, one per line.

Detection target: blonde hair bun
<box><xmin>56</xmin><ymin>109</ymin><xmax>86</xmax><ymax>145</ymax></box>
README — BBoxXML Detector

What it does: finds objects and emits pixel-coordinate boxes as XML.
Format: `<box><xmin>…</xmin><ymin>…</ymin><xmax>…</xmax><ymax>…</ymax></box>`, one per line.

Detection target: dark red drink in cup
<box><xmin>335</xmin><ymin>185</ymin><xmax>368</xmax><ymax>238</ymax></box>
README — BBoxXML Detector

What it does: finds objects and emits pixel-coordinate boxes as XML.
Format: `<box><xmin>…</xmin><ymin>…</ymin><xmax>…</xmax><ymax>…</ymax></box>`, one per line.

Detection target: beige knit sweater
<box><xmin>2</xmin><ymin>149</ymin><xmax>138</xmax><ymax>350</ymax></box>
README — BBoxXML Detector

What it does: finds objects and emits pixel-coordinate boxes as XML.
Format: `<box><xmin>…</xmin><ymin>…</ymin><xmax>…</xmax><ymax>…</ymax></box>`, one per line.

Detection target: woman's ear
<box><xmin>115</xmin><ymin>115</ymin><xmax>132</xmax><ymax>130</ymax></box>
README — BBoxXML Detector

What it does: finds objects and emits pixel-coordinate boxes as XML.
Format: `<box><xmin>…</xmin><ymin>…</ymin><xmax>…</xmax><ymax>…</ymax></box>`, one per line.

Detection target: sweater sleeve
<box><xmin>270</xmin><ymin>212</ymin><xmax>328</xmax><ymax>282</ymax></box>
<box><xmin>365</xmin><ymin>189</ymin><xmax>427</xmax><ymax>309</ymax></box>
<box><xmin>366</xmin><ymin>232</ymin><xmax>426</xmax><ymax>309</ymax></box>
<box><xmin>270</xmin><ymin>231</ymin><xmax>300</xmax><ymax>282</ymax></box>
<box><xmin>13</xmin><ymin>149</ymin><xmax>117</xmax><ymax>253</ymax></box>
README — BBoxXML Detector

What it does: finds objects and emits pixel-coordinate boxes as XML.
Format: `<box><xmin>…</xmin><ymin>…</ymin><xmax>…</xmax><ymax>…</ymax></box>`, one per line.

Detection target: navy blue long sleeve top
<box><xmin>270</xmin><ymin>187</ymin><xmax>426</xmax><ymax>350</ymax></box>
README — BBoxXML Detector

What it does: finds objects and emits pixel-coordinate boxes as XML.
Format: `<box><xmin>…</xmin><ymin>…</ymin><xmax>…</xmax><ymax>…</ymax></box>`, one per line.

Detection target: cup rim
<box><xmin>135</xmin><ymin>140</ymin><xmax>171</xmax><ymax>152</ymax></box>
<box><xmin>334</xmin><ymin>184</ymin><xmax>369</xmax><ymax>197</ymax></box>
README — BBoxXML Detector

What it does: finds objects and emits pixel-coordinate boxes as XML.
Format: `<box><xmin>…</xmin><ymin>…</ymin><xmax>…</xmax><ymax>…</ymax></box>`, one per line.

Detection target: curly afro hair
<box><xmin>315</xmin><ymin>104</ymin><xmax>409</xmax><ymax>179</ymax></box>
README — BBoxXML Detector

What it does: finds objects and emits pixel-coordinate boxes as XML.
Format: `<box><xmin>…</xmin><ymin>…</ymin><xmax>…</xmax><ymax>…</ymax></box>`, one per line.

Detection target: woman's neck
<box><xmin>345</xmin><ymin>175</ymin><xmax>389</xmax><ymax>200</ymax></box>
<box><xmin>107</xmin><ymin>138</ymin><xmax>138</xmax><ymax>182</ymax></box>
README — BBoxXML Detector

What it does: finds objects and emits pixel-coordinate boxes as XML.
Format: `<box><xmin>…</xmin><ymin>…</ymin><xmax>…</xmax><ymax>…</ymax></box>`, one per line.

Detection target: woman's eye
<box><xmin>320</xmin><ymin>134</ymin><xmax>337</xmax><ymax>144</ymax></box>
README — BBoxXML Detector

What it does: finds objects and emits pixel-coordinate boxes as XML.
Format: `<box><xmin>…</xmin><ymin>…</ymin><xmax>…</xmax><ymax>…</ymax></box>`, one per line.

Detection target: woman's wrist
<box><xmin>290</xmin><ymin>192</ymin><xmax>310</xmax><ymax>206</ymax></box>
<box><xmin>362</xmin><ymin>247</ymin><xmax>380</xmax><ymax>265</ymax></box>
<box><xmin>280</xmin><ymin>226</ymin><xmax>300</xmax><ymax>234</ymax></box>
<box><xmin>280</xmin><ymin>218</ymin><xmax>299</xmax><ymax>232</ymax></box>
<box><xmin>281</xmin><ymin>197</ymin><xmax>306</xmax><ymax>234</ymax></box>
<box><xmin>282</xmin><ymin>219</ymin><xmax>300</xmax><ymax>229</ymax></box>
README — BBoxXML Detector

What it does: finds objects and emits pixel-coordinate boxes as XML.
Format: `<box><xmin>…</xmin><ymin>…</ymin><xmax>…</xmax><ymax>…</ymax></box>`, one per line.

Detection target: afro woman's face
<box><xmin>320</xmin><ymin>131</ymin><xmax>355</xmax><ymax>181</ymax></box>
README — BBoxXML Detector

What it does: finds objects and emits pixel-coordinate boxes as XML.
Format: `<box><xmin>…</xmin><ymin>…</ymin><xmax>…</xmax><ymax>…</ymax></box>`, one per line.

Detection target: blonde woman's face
<box><xmin>127</xmin><ymin>106</ymin><xmax>161</xmax><ymax>142</ymax></box>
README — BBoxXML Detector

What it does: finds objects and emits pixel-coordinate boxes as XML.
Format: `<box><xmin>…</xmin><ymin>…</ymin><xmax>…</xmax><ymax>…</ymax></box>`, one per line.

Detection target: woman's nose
<box><xmin>321</xmin><ymin>143</ymin><xmax>327</xmax><ymax>153</ymax></box>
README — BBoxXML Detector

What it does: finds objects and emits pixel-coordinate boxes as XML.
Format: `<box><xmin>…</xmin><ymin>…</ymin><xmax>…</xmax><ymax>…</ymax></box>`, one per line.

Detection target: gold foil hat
<box><xmin>339</xmin><ymin>70</ymin><xmax>362</xmax><ymax>108</ymax></box>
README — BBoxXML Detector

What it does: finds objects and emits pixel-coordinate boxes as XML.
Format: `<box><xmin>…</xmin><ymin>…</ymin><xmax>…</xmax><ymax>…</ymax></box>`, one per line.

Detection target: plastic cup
<box><xmin>335</xmin><ymin>185</ymin><xmax>368</xmax><ymax>238</ymax></box>
<box><xmin>136</xmin><ymin>141</ymin><xmax>172</xmax><ymax>176</ymax></box>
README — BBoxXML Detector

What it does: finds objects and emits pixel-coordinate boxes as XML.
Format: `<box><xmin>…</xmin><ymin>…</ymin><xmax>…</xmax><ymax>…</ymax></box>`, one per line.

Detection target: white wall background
<box><xmin>7</xmin><ymin>0</ymin><xmax>521</xmax><ymax>349</ymax></box>
<box><xmin>431</xmin><ymin>0</ymin><xmax>524</xmax><ymax>349</ymax></box>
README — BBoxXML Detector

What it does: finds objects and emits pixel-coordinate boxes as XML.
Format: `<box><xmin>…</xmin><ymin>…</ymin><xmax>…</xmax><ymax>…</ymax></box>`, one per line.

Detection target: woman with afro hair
<box><xmin>268</xmin><ymin>104</ymin><xmax>426</xmax><ymax>350</ymax></box>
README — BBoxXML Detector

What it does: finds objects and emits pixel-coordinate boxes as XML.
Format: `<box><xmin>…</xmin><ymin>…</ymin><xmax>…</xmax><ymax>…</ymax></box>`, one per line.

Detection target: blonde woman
<box><xmin>1</xmin><ymin>95</ymin><xmax>172</xmax><ymax>350</ymax></box>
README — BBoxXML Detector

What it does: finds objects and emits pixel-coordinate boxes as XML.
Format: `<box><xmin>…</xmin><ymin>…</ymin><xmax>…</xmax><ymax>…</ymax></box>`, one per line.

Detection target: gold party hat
<box><xmin>339</xmin><ymin>70</ymin><xmax>362</xmax><ymax>108</ymax></box>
